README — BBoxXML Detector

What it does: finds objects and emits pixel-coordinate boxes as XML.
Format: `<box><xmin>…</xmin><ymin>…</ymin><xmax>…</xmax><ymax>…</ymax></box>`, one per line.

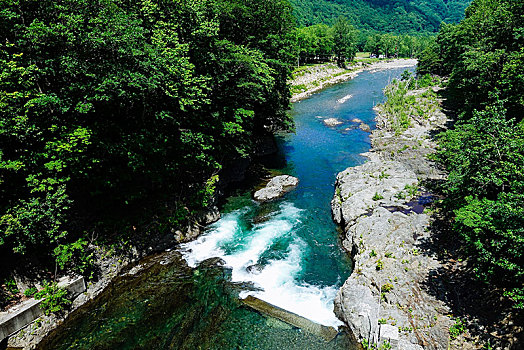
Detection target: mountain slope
<box><xmin>290</xmin><ymin>0</ymin><xmax>472</xmax><ymax>33</ymax></box>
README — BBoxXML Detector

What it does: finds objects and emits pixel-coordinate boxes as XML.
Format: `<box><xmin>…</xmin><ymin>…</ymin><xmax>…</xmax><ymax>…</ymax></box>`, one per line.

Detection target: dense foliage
<box><xmin>296</xmin><ymin>23</ymin><xmax>434</xmax><ymax>65</ymax></box>
<box><xmin>363</xmin><ymin>33</ymin><xmax>433</xmax><ymax>58</ymax></box>
<box><xmin>418</xmin><ymin>0</ymin><xmax>524</xmax><ymax>117</ymax></box>
<box><xmin>290</xmin><ymin>0</ymin><xmax>472</xmax><ymax>33</ymax></box>
<box><xmin>295</xmin><ymin>19</ymin><xmax>358</xmax><ymax>66</ymax></box>
<box><xmin>34</xmin><ymin>281</ymin><xmax>71</xmax><ymax>315</ymax></box>
<box><xmin>0</xmin><ymin>0</ymin><xmax>295</xmax><ymax>265</ymax></box>
<box><xmin>418</xmin><ymin>0</ymin><xmax>524</xmax><ymax>308</ymax></box>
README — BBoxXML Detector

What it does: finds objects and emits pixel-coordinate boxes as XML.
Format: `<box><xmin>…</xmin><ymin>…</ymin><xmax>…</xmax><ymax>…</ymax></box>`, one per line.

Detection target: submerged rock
<box><xmin>337</xmin><ymin>94</ymin><xmax>353</xmax><ymax>104</ymax></box>
<box><xmin>254</xmin><ymin>175</ymin><xmax>299</xmax><ymax>202</ymax></box>
<box><xmin>241</xmin><ymin>295</ymin><xmax>339</xmax><ymax>341</ymax></box>
<box><xmin>246</xmin><ymin>264</ymin><xmax>264</xmax><ymax>274</ymax></box>
<box><xmin>359</xmin><ymin>123</ymin><xmax>371</xmax><ymax>132</ymax></box>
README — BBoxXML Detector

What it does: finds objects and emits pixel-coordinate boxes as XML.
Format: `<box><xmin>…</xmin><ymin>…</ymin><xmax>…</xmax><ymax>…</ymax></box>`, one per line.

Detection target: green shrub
<box><xmin>380</xmin><ymin>340</ymin><xmax>392</xmax><ymax>350</ymax></box>
<box><xmin>34</xmin><ymin>282</ymin><xmax>71</xmax><ymax>315</ymax></box>
<box><xmin>373</xmin><ymin>192</ymin><xmax>384</xmax><ymax>201</ymax></box>
<box><xmin>449</xmin><ymin>318</ymin><xmax>466</xmax><ymax>340</ymax></box>
<box><xmin>404</xmin><ymin>184</ymin><xmax>418</xmax><ymax>197</ymax></box>
<box><xmin>379</xmin><ymin>170</ymin><xmax>390</xmax><ymax>180</ymax></box>
<box><xmin>54</xmin><ymin>238</ymin><xmax>95</xmax><ymax>279</ymax></box>
<box><xmin>5</xmin><ymin>278</ymin><xmax>19</xmax><ymax>295</ymax></box>
<box><xmin>382</xmin><ymin>283</ymin><xmax>394</xmax><ymax>293</ymax></box>
<box><xmin>24</xmin><ymin>287</ymin><xmax>37</xmax><ymax>297</ymax></box>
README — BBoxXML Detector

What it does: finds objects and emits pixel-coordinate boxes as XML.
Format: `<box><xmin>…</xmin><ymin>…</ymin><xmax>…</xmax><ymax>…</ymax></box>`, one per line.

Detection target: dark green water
<box><xmin>37</xmin><ymin>66</ymin><xmax>414</xmax><ymax>350</ymax></box>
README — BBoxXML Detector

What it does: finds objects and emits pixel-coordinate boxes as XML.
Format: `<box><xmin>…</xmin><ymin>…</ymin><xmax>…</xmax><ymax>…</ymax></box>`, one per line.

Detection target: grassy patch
<box><xmin>377</xmin><ymin>75</ymin><xmax>441</xmax><ymax>135</ymax></box>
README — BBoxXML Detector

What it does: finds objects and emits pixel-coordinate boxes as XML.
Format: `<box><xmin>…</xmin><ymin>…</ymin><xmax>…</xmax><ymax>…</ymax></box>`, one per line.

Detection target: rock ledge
<box><xmin>332</xmin><ymin>85</ymin><xmax>452</xmax><ymax>349</ymax></box>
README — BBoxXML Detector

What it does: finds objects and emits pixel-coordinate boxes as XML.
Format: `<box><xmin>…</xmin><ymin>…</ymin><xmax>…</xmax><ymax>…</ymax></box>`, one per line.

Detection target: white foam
<box><xmin>180</xmin><ymin>210</ymin><xmax>244</xmax><ymax>267</ymax></box>
<box><xmin>179</xmin><ymin>202</ymin><xmax>343</xmax><ymax>328</ymax></box>
<box><xmin>239</xmin><ymin>241</ymin><xmax>343</xmax><ymax>327</ymax></box>
<box><xmin>337</xmin><ymin>94</ymin><xmax>353</xmax><ymax>104</ymax></box>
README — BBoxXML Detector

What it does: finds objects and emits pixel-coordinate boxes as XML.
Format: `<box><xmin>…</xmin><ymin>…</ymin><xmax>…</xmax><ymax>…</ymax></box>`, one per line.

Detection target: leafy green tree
<box><xmin>422</xmin><ymin>0</ymin><xmax>524</xmax><ymax>309</ymax></box>
<box><xmin>436</xmin><ymin>103</ymin><xmax>524</xmax><ymax>308</ymax></box>
<box><xmin>0</xmin><ymin>0</ymin><xmax>295</xmax><ymax>265</ymax></box>
<box><xmin>418</xmin><ymin>0</ymin><xmax>524</xmax><ymax>118</ymax></box>
<box><xmin>333</xmin><ymin>16</ymin><xmax>357</xmax><ymax>66</ymax></box>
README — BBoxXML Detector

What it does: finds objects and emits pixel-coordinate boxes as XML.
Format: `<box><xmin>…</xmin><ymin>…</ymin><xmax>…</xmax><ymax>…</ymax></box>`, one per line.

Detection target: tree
<box><xmin>0</xmin><ymin>0</ymin><xmax>295</xmax><ymax>262</ymax></box>
<box><xmin>419</xmin><ymin>0</ymin><xmax>524</xmax><ymax>309</ymax></box>
<box><xmin>332</xmin><ymin>16</ymin><xmax>357</xmax><ymax>67</ymax></box>
<box><xmin>436</xmin><ymin>103</ymin><xmax>524</xmax><ymax>308</ymax></box>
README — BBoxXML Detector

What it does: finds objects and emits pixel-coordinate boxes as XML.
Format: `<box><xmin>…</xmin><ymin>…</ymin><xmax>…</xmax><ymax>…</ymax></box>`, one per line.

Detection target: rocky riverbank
<box><xmin>290</xmin><ymin>59</ymin><xmax>417</xmax><ymax>103</ymax></box>
<box><xmin>4</xmin><ymin>132</ymin><xmax>283</xmax><ymax>349</ymax></box>
<box><xmin>331</xmin><ymin>81</ymin><xmax>456</xmax><ymax>349</ymax></box>
<box><xmin>4</xmin><ymin>207</ymin><xmax>220</xmax><ymax>349</ymax></box>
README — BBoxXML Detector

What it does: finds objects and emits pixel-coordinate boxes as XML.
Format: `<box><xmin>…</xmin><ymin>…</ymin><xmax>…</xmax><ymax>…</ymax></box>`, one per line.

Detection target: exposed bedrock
<box><xmin>332</xmin><ymin>159</ymin><xmax>452</xmax><ymax>349</ymax></box>
<box><xmin>332</xmin><ymin>84</ymin><xmax>454</xmax><ymax>349</ymax></box>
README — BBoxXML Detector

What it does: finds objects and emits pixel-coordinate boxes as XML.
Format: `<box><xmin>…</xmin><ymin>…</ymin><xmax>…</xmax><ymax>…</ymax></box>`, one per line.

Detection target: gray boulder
<box><xmin>254</xmin><ymin>175</ymin><xmax>299</xmax><ymax>202</ymax></box>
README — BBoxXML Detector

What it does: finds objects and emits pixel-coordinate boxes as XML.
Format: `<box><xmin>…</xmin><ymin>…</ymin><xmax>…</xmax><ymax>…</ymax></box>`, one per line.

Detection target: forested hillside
<box><xmin>290</xmin><ymin>0</ymin><xmax>472</xmax><ymax>33</ymax></box>
<box><xmin>0</xmin><ymin>0</ymin><xmax>295</xmax><ymax>292</ymax></box>
<box><xmin>418</xmin><ymin>0</ymin><xmax>524</xmax><ymax>309</ymax></box>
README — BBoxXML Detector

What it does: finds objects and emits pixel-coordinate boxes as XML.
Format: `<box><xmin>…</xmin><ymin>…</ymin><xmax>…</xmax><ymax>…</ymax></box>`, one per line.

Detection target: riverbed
<box><xmin>36</xmin><ymin>64</ymin><xmax>414</xmax><ymax>350</ymax></box>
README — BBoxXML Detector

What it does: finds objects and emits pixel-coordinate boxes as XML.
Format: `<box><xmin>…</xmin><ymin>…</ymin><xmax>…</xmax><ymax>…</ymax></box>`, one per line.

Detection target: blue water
<box><xmin>38</xmin><ymin>65</ymin><xmax>414</xmax><ymax>350</ymax></box>
<box><xmin>182</xmin><ymin>67</ymin><xmax>414</xmax><ymax>327</ymax></box>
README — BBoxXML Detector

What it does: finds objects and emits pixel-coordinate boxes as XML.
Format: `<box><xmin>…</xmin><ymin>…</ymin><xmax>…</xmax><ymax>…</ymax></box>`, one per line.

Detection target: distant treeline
<box><xmin>418</xmin><ymin>0</ymin><xmax>524</xmax><ymax>309</ymax></box>
<box><xmin>295</xmin><ymin>21</ymin><xmax>434</xmax><ymax>65</ymax></box>
<box><xmin>290</xmin><ymin>0</ymin><xmax>472</xmax><ymax>33</ymax></box>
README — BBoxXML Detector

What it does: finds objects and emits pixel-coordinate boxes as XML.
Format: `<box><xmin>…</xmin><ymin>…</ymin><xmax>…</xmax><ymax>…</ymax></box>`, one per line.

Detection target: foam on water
<box><xmin>337</xmin><ymin>94</ymin><xmax>353</xmax><ymax>104</ymax></box>
<box><xmin>239</xmin><ymin>241</ymin><xmax>343</xmax><ymax>327</ymax></box>
<box><xmin>181</xmin><ymin>209</ymin><xmax>246</xmax><ymax>267</ymax></box>
<box><xmin>180</xmin><ymin>202</ymin><xmax>343</xmax><ymax>328</ymax></box>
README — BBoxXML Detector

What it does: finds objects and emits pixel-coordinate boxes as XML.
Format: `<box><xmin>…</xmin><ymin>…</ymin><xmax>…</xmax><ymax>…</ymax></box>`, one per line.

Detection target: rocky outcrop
<box><xmin>254</xmin><ymin>175</ymin><xmax>299</xmax><ymax>202</ymax></box>
<box><xmin>332</xmin><ymin>86</ymin><xmax>453</xmax><ymax>349</ymax></box>
<box><xmin>323</xmin><ymin>118</ymin><xmax>343</xmax><ymax>127</ymax></box>
<box><xmin>331</xmin><ymin>160</ymin><xmax>418</xmax><ymax>229</ymax></box>
<box><xmin>359</xmin><ymin>123</ymin><xmax>371</xmax><ymax>132</ymax></box>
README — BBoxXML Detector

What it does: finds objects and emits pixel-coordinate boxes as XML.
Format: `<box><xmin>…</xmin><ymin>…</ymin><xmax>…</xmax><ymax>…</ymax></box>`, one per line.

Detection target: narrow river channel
<box><xmin>37</xmin><ymin>65</ymin><xmax>414</xmax><ymax>350</ymax></box>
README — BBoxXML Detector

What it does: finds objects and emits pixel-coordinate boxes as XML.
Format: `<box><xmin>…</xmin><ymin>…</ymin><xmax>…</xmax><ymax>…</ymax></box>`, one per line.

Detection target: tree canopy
<box><xmin>0</xmin><ymin>0</ymin><xmax>295</xmax><ymax>266</ymax></box>
<box><xmin>418</xmin><ymin>0</ymin><xmax>524</xmax><ymax>308</ymax></box>
<box><xmin>290</xmin><ymin>0</ymin><xmax>472</xmax><ymax>34</ymax></box>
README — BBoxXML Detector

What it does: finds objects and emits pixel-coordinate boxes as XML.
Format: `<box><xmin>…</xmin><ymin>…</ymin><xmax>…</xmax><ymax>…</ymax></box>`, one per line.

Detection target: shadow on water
<box><xmin>37</xmin><ymin>252</ymin><xmax>354</xmax><ymax>350</ymax></box>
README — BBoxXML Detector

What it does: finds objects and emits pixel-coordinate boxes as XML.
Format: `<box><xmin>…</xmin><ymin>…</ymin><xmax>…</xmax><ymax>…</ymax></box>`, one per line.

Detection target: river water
<box><xmin>37</xmin><ymin>66</ymin><xmax>413</xmax><ymax>350</ymax></box>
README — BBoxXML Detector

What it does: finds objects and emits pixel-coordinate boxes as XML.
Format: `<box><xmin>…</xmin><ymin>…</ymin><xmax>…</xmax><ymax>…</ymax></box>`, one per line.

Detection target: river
<box><xmin>37</xmin><ymin>65</ymin><xmax>414</xmax><ymax>350</ymax></box>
